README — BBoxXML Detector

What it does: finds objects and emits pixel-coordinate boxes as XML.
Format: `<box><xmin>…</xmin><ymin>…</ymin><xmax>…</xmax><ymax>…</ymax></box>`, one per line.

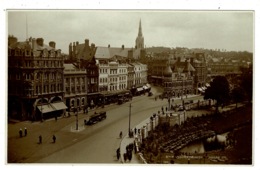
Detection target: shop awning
<box><xmin>201</xmin><ymin>86</ymin><xmax>207</xmax><ymax>90</ymax></box>
<box><xmin>198</xmin><ymin>88</ymin><xmax>203</xmax><ymax>92</ymax></box>
<box><xmin>51</xmin><ymin>102</ymin><xmax>67</xmax><ymax>110</ymax></box>
<box><xmin>143</xmin><ymin>85</ymin><xmax>148</xmax><ymax>90</ymax></box>
<box><xmin>146</xmin><ymin>84</ymin><xmax>151</xmax><ymax>88</ymax></box>
<box><xmin>37</xmin><ymin>104</ymin><xmax>55</xmax><ymax>113</ymax></box>
<box><xmin>206</xmin><ymin>83</ymin><xmax>210</xmax><ymax>87</ymax></box>
<box><xmin>137</xmin><ymin>87</ymin><xmax>144</xmax><ymax>92</ymax></box>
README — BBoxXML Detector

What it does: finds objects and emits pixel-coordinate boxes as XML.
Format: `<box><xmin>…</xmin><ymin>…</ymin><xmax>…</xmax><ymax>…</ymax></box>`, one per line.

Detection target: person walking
<box><xmin>19</xmin><ymin>128</ymin><xmax>23</xmax><ymax>137</ymax></box>
<box><xmin>116</xmin><ymin>148</ymin><xmax>120</xmax><ymax>161</ymax></box>
<box><xmin>123</xmin><ymin>153</ymin><xmax>127</xmax><ymax>162</ymax></box>
<box><xmin>39</xmin><ymin>135</ymin><xmax>42</xmax><ymax>144</ymax></box>
<box><xmin>24</xmin><ymin>127</ymin><xmax>27</xmax><ymax>136</ymax></box>
<box><xmin>119</xmin><ymin>131</ymin><xmax>123</xmax><ymax>138</ymax></box>
<box><xmin>52</xmin><ymin>135</ymin><xmax>56</xmax><ymax>143</ymax></box>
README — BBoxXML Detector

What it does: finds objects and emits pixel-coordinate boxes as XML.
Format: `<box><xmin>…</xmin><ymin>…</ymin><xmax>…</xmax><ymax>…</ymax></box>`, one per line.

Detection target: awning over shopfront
<box><xmin>37</xmin><ymin>104</ymin><xmax>55</xmax><ymax>114</ymax></box>
<box><xmin>51</xmin><ymin>102</ymin><xmax>68</xmax><ymax>111</ymax></box>
<box><xmin>198</xmin><ymin>88</ymin><xmax>204</xmax><ymax>92</ymax></box>
<box><xmin>146</xmin><ymin>84</ymin><xmax>151</xmax><ymax>89</ymax></box>
<box><xmin>201</xmin><ymin>87</ymin><xmax>207</xmax><ymax>91</ymax></box>
<box><xmin>143</xmin><ymin>85</ymin><xmax>148</xmax><ymax>90</ymax></box>
<box><xmin>37</xmin><ymin>102</ymin><xmax>67</xmax><ymax>113</ymax></box>
<box><xmin>206</xmin><ymin>83</ymin><xmax>210</xmax><ymax>87</ymax></box>
<box><xmin>137</xmin><ymin>87</ymin><xmax>144</xmax><ymax>92</ymax></box>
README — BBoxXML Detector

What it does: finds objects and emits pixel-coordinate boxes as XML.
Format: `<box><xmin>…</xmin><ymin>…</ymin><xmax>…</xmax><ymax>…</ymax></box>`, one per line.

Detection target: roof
<box><xmin>75</xmin><ymin>43</ymin><xmax>93</xmax><ymax>61</ymax></box>
<box><xmin>164</xmin><ymin>65</ymin><xmax>173</xmax><ymax>77</ymax></box>
<box><xmin>9</xmin><ymin>39</ymin><xmax>54</xmax><ymax>51</ymax></box>
<box><xmin>95</xmin><ymin>46</ymin><xmax>142</xmax><ymax>59</ymax></box>
<box><xmin>64</xmin><ymin>63</ymin><xmax>77</xmax><ymax>70</ymax></box>
<box><xmin>171</xmin><ymin>60</ymin><xmax>195</xmax><ymax>73</ymax></box>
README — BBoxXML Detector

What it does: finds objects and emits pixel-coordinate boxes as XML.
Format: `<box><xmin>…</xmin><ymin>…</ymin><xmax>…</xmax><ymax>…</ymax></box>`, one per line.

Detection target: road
<box><xmin>8</xmin><ymin>86</ymin><xmax>203</xmax><ymax>163</ymax></box>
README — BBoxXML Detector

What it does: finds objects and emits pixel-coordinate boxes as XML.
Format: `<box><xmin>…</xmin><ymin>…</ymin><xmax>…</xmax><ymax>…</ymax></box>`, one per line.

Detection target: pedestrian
<box><xmin>19</xmin><ymin>128</ymin><xmax>23</xmax><ymax>137</ymax></box>
<box><xmin>134</xmin><ymin>127</ymin><xmax>137</xmax><ymax>135</ymax></box>
<box><xmin>127</xmin><ymin>151</ymin><xmax>132</xmax><ymax>161</ymax></box>
<box><xmin>116</xmin><ymin>148</ymin><xmax>120</xmax><ymax>160</ymax></box>
<box><xmin>119</xmin><ymin>131</ymin><xmax>122</xmax><ymax>138</ymax></box>
<box><xmin>39</xmin><ymin>135</ymin><xmax>42</xmax><ymax>144</ymax></box>
<box><xmin>55</xmin><ymin>115</ymin><xmax>57</xmax><ymax>121</ymax></box>
<box><xmin>24</xmin><ymin>127</ymin><xmax>27</xmax><ymax>136</ymax></box>
<box><xmin>123</xmin><ymin>153</ymin><xmax>127</xmax><ymax>162</ymax></box>
<box><xmin>52</xmin><ymin>135</ymin><xmax>56</xmax><ymax>143</ymax></box>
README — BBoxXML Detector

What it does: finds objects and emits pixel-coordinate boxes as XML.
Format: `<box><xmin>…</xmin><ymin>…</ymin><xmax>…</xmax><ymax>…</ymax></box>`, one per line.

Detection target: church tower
<box><xmin>135</xmin><ymin>19</ymin><xmax>144</xmax><ymax>49</ymax></box>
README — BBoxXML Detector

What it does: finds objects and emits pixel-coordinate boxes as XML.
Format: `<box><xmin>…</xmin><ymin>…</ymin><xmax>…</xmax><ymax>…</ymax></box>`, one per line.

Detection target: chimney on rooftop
<box><xmin>85</xmin><ymin>39</ymin><xmax>89</xmax><ymax>48</ymax></box>
<box><xmin>36</xmin><ymin>38</ymin><xmax>44</xmax><ymax>46</ymax></box>
<box><xmin>108</xmin><ymin>44</ymin><xmax>110</xmax><ymax>48</ymax></box>
<box><xmin>8</xmin><ymin>35</ymin><xmax>18</xmax><ymax>46</ymax></box>
<box><xmin>49</xmin><ymin>41</ymin><xmax>56</xmax><ymax>49</ymax></box>
<box><xmin>69</xmin><ymin>43</ymin><xmax>72</xmax><ymax>59</ymax></box>
<box><xmin>122</xmin><ymin>45</ymin><xmax>124</xmax><ymax>50</ymax></box>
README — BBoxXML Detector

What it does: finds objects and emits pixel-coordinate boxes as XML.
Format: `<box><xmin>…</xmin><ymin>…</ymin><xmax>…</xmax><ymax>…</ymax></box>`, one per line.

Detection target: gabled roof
<box><xmin>171</xmin><ymin>60</ymin><xmax>195</xmax><ymax>73</ymax></box>
<box><xmin>75</xmin><ymin>43</ymin><xmax>94</xmax><ymax>61</ymax></box>
<box><xmin>183</xmin><ymin>62</ymin><xmax>196</xmax><ymax>72</ymax></box>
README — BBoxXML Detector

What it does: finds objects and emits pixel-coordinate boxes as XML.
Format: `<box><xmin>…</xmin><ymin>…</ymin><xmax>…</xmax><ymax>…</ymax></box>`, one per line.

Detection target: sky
<box><xmin>8</xmin><ymin>10</ymin><xmax>254</xmax><ymax>54</ymax></box>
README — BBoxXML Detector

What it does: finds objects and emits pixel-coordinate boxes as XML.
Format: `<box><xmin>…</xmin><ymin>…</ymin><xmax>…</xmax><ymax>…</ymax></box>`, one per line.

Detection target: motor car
<box><xmin>86</xmin><ymin>111</ymin><xmax>107</xmax><ymax>125</ymax></box>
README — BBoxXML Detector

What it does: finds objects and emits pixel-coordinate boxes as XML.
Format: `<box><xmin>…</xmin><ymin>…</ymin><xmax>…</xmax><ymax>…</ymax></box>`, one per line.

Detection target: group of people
<box><xmin>19</xmin><ymin>127</ymin><xmax>27</xmax><ymax>137</ymax></box>
<box><xmin>123</xmin><ymin>143</ymin><xmax>134</xmax><ymax>162</ymax></box>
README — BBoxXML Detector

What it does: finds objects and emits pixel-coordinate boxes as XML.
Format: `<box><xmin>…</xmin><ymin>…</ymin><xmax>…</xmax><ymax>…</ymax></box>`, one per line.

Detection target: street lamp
<box><xmin>75</xmin><ymin>95</ymin><xmax>79</xmax><ymax>130</ymax></box>
<box><xmin>128</xmin><ymin>103</ymin><xmax>132</xmax><ymax>137</ymax></box>
<box><xmin>76</xmin><ymin>107</ymin><xmax>78</xmax><ymax>130</ymax></box>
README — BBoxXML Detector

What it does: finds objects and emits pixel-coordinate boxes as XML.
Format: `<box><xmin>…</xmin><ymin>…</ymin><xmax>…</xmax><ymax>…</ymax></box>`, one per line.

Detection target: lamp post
<box><xmin>76</xmin><ymin>95</ymin><xmax>79</xmax><ymax>130</ymax></box>
<box><xmin>76</xmin><ymin>107</ymin><xmax>78</xmax><ymax>130</ymax></box>
<box><xmin>128</xmin><ymin>103</ymin><xmax>132</xmax><ymax>137</ymax></box>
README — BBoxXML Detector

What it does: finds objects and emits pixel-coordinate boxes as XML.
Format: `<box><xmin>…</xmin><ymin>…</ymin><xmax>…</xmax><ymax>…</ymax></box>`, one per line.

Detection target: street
<box><xmin>8</xmin><ymin>86</ymin><xmax>203</xmax><ymax>163</ymax></box>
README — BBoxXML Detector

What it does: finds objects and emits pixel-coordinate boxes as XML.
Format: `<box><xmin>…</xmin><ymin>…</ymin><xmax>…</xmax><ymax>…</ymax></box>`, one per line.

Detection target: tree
<box><xmin>231</xmin><ymin>86</ymin><xmax>245</xmax><ymax>108</ymax></box>
<box><xmin>204</xmin><ymin>76</ymin><xmax>230</xmax><ymax>113</ymax></box>
<box><xmin>240</xmin><ymin>64</ymin><xmax>253</xmax><ymax>102</ymax></box>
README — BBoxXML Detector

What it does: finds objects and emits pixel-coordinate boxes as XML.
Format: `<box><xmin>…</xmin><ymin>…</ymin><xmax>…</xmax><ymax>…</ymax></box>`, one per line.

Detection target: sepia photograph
<box><xmin>4</xmin><ymin>2</ymin><xmax>256</xmax><ymax>168</ymax></box>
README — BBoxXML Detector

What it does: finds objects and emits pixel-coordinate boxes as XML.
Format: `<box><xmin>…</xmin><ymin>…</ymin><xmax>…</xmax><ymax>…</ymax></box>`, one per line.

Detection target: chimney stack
<box><xmin>85</xmin><ymin>39</ymin><xmax>89</xmax><ymax>48</ymax></box>
<box><xmin>8</xmin><ymin>35</ymin><xmax>18</xmax><ymax>46</ymax></box>
<box><xmin>36</xmin><ymin>38</ymin><xmax>44</xmax><ymax>46</ymax></box>
<box><xmin>122</xmin><ymin>45</ymin><xmax>124</xmax><ymax>50</ymax></box>
<box><xmin>49</xmin><ymin>41</ymin><xmax>56</xmax><ymax>49</ymax></box>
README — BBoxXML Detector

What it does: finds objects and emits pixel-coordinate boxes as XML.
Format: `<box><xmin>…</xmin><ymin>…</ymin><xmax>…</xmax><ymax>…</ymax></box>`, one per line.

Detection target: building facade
<box><xmin>64</xmin><ymin>63</ymin><xmax>87</xmax><ymax>113</ymax></box>
<box><xmin>68</xmin><ymin>39</ymin><xmax>100</xmax><ymax>107</ymax></box>
<box><xmin>190</xmin><ymin>53</ymin><xmax>208</xmax><ymax>94</ymax></box>
<box><xmin>8</xmin><ymin>36</ymin><xmax>66</xmax><ymax>120</ymax></box>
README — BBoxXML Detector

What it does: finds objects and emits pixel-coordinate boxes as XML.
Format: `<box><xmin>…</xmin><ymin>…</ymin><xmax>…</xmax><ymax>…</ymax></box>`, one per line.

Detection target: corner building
<box><xmin>8</xmin><ymin>36</ymin><xmax>66</xmax><ymax>121</ymax></box>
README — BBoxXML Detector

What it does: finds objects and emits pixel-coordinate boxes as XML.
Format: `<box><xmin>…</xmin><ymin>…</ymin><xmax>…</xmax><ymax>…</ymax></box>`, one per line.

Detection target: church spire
<box><xmin>135</xmin><ymin>19</ymin><xmax>144</xmax><ymax>49</ymax></box>
<box><xmin>138</xmin><ymin>19</ymin><xmax>143</xmax><ymax>37</ymax></box>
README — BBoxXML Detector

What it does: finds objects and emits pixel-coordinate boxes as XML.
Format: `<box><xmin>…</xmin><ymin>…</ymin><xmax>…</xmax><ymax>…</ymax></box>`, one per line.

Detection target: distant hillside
<box><xmin>146</xmin><ymin>47</ymin><xmax>171</xmax><ymax>53</ymax></box>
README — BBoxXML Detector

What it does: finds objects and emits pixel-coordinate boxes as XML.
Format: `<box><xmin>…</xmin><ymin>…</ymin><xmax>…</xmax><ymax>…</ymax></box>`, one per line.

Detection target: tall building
<box><xmin>135</xmin><ymin>19</ymin><xmax>144</xmax><ymax>49</ymax></box>
<box><xmin>8</xmin><ymin>36</ymin><xmax>66</xmax><ymax>121</ymax></box>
